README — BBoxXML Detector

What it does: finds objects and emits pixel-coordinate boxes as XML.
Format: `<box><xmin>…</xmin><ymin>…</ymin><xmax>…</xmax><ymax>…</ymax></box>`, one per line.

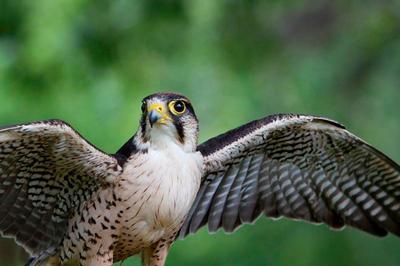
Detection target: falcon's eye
<box><xmin>141</xmin><ymin>101</ymin><xmax>146</xmax><ymax>113</ymax></box>
<box><xmin>169</xmin><ymin>100</ymin><xmax>186</xmax><ymax>115</ymax></box>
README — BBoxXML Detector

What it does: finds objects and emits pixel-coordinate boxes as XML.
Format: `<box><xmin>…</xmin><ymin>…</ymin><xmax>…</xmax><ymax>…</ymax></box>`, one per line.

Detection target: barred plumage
<box><xmin>0</xmin><ymin>120</ymin><xmax>121</xmax><ymax>257</ymax></box>
<box><xmin>0</xmin><ymin>93</ymin><xmax>399</xmax><ymax>266</ymax></box>
<box><xmin>179</xmin><ymin>115</ymin><xmax>400</xmax><ymax>238</ymax></box>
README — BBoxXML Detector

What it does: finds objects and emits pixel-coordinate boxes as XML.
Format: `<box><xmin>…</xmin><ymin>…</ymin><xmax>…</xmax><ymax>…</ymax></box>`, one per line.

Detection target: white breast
<box><xmin>118</xmin><ymin>142</ymin><xmax>203</xmax><ymax>245</ymax></box>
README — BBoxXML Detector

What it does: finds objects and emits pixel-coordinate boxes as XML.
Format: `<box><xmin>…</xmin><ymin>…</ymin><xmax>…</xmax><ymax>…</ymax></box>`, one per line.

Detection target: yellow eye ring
<box><xmin>169</xmin><ymin>100</ymin><xmax>186</xmax><ymax>115</ymax></box>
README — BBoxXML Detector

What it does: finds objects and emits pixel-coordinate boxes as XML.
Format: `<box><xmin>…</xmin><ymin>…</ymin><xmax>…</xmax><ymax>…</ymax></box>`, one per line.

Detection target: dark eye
<box><xmin>170</xmin><ymin>100</ymin><xmax>186</xmax><ymax>115</ymax></box>
<box><xmin>174</xmin><ymin>101</ymin><xmax>185</xmax><ymax>113</ymax></box>
<box><xmin>141</xmin><ymin>101</ymin><xmax>146</xmax><ymax>113</ymax></box>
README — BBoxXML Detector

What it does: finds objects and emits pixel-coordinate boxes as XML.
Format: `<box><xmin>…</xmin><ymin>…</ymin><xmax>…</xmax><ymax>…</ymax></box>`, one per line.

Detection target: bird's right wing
<box><xmin>180</xmin><ymin>114</ymin><xmax>400</xmax><ymax>238</ymax></box>
<box><xmin>0</xmin><ymin>119</ymin><xmax>122</xmax><ymax>255</ymax></box>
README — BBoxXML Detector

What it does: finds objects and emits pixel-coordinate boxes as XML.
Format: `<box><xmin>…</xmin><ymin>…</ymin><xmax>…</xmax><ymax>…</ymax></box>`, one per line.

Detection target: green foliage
<box><xmin>0</xmin><ymin>0</ymin><xmax>399</xmax><ymax>265</ymax></box>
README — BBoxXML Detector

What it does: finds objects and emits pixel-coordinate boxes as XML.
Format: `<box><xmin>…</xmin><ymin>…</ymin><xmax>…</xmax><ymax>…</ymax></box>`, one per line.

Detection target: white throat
<box><xmin>148</xmin><ymin>122</ymin><xmax>201</xmax><ymax>153</ymax></box>
<box><xmin>149</xmin><ymin>125</ymin><xmax>183</xmax><ymax>151</ymax></box>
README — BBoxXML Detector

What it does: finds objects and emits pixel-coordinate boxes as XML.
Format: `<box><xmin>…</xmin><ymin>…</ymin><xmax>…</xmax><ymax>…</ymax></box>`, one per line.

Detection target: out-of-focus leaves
<box><xmin>0</xmin><ymin>0</ymin><xmax>399</xmax><ymax>265</ymax></box>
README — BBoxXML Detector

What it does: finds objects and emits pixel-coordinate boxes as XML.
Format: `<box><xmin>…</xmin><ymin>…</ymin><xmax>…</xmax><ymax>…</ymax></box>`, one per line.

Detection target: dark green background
<box><xmin>0</xmin><ymin>0</ymin><xmax>399</xmax><ymax>265</ymax></box>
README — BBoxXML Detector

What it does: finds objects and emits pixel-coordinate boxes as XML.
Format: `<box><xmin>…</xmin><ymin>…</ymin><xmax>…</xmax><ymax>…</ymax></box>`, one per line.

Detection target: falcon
<box><xmin>0</xmin><ymin>92</ymin><xmax>399</xmax><ymax>266</ymax></box>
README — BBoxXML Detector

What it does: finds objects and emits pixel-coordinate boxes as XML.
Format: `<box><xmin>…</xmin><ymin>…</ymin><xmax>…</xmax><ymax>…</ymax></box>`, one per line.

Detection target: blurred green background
<box><xmin>1</xmin><ymin>0</ymin><xmax>400</xmax><ymax>265</ymax></box>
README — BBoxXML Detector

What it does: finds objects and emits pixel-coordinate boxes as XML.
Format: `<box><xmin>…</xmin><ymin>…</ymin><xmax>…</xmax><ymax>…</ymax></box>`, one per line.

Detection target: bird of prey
<box><xmin>0</xmin><ymin>92</ymin><xmax>399</xmax><ymax>266</ymax></box>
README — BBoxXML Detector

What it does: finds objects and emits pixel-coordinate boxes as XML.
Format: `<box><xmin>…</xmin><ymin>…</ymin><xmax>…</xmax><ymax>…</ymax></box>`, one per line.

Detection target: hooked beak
<box><xmin>148</xmin><ymin>103</ymin><xmax>171</xmax><ymax>127</ymax></box>
<box><xmin>149</xmin><ymin>110</ymin><xmax>162</xmax><ymax>127</ymax></box>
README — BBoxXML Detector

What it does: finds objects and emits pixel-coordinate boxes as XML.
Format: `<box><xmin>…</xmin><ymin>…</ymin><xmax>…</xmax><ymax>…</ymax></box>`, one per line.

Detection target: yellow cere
<box><xmin>148</xmin><ymin>103</ymin><xmax>172</xmax><ymax>124</ymax></box>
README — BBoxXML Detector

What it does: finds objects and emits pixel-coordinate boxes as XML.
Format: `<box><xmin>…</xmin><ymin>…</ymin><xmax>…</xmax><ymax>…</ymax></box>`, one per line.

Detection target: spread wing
<box><xmin>179</xmin><ymin>114</ymin><xmax>400</xmax><ymax>238</ymax></box>
<box><xmin>0</xmin><ymin>119</ymin><xmax>122</xmax><ymax>255</ymax></box>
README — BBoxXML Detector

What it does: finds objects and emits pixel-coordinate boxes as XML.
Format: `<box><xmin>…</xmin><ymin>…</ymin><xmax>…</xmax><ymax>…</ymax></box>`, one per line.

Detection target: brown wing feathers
<box><xmin>0</xmin><ymin>120</ymin><xmax>122</xmax><ymax>255</ymax></box>
<box><xmin>180</xmin><ymin>115</ymin><xmax>400</xmax><ymax>238</ymax></box>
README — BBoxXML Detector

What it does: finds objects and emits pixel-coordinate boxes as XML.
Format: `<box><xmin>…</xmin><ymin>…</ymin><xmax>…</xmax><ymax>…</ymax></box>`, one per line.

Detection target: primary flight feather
<box><xmin>0</xmin><ymin>92</ymin><xmax>399</xmax><ymax>266</ymax></box>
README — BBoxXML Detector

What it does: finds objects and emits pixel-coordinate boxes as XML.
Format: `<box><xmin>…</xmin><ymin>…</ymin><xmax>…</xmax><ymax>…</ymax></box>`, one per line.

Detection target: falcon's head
<box><xmin>136</xmin><ymin>92</ymin><xmax>199</xmax><ymax>152</ymax></box>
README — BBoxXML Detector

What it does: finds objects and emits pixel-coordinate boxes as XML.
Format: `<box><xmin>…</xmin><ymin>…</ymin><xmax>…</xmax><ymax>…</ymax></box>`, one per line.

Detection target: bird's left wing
<box><xmin>0</xmin><ymin>119</ymin><xmax>122</xmax><ymax>256</ymax></box>
<box><xmin>179</xmin><ymin>114</ymin><xmax>400</xmax><ymax>238</ymax></box>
